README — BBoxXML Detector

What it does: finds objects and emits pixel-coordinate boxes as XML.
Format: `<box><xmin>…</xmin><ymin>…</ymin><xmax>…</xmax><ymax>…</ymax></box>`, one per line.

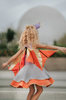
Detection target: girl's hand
<box><xmin>2</xmin><ymin>63</ymin><xmax>7</xmax><ymax>68</ymax></box>
<box><xmin>58</xmin><ymin>47</ymin><xmax>66</xmax><ymax>54</ymax></box>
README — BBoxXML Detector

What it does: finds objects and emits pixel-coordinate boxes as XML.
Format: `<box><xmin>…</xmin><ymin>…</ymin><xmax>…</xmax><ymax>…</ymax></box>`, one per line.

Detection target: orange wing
<box><xmin>26</xmin><ymin>49</ymin><xmax>57</xmax><ymax>71</ymax></box>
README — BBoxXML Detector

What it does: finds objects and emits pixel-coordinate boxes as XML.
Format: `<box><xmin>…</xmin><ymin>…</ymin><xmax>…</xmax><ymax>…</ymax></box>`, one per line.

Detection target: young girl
<box><xmin>2</xmin><ymin>22</ymin><xmax>66</xmax><ymax>100</ymax></box>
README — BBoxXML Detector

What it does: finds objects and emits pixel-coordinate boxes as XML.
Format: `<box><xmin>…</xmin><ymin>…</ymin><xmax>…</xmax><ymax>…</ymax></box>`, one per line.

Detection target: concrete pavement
<box><xmin>0</xmin><ymin>88</ymin><xmax>66</xmax><ymax>100</ymax></box>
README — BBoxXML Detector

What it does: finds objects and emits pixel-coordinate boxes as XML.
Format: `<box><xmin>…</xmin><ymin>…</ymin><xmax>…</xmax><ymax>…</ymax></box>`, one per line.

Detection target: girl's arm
<box><xmin>2</xmin><ymin>48</ymin><xmax>23</xmax><ymax>68</ymax></box>
<box><xmin>36</xmin><ymin>43</ymin><xmax>66</xmax><ymax>54</ymax></box>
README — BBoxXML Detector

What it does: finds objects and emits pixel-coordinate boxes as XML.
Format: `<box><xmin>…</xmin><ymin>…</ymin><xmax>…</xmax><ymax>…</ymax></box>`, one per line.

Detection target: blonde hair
<box><xmin>17</xmin><ymin>25</ymin><xmax>40</xmax><ymax>49</ymax></box>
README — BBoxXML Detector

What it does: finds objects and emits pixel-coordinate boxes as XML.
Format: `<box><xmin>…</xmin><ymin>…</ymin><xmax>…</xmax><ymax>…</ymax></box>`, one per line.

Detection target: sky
<box><xmin>0</xmin><ymin>0</ymin><xmax>66</xmax><ymax>32</ymax></box>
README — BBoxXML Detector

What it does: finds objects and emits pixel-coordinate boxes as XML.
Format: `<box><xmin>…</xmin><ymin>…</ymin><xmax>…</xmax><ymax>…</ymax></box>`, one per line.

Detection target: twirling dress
<box><xmin>8</xmin><ymin>44</ymin><xmax>57</xmax><ymax>89</ymax></box>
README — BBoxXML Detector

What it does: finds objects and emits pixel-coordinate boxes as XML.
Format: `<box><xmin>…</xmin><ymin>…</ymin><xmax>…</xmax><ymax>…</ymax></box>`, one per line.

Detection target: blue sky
<box><xmin>0</xmin><ymin>0</ymin><xmax>66</xmax><ymax>32</ymax></box>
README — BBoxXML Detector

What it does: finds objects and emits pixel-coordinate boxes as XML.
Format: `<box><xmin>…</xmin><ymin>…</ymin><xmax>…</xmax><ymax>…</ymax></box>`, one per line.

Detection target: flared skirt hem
<box><xmin>10</xmin><ymin>77</ymin><xmax>55</xmax><ymax>89</ymax></box>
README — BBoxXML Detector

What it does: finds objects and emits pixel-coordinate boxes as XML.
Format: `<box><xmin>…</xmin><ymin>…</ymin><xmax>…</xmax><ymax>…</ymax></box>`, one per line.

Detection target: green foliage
<box><xmin>0</xmin><ymin>28</ymin><xmax>18</xmax><ymax>57</ymax></box>
<box><xmin>0</xmin><ymin>44</ymin><xmax>18</xmax><ymax>57</ymax></box>
<box><xmin>51</xmin><ymin>51</ymin><xmax>66</xmax><ymax>57</ymax></box>
<box><xmin>0</xmin><ymin>32</ymin><xmax>7</xmax><ymax>44</ymax></box>
<box><xmin>52</xmin><ymin>38</ymin><xmax>66</xmax><ymax>57</ymax></box>
<box><xmin>0</xmin><ymin>44</ymin><xmax>7</xmax><ymax>49</ymax></box>
<box><xmin>54</xmin><ymin>40</ymin><xmax>57</xmax><ymax>45</ymax></box>
<box><xmin>6</xmin><ymin>28</ymin><xmax>16</xmax><ymax>42</ymax></box>
<box><xmin>0</xmin><ymin>48</ymin><xmax>17</xmax><ymax>57</ymax></box>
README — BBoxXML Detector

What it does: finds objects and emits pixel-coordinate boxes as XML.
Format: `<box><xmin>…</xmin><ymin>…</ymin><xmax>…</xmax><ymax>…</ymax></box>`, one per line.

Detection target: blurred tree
<box><xmin>53</xmin><ymin>40</ymin><xmax>57</xmax><ymax>45</ymax></box>
<box><xmin>6</xmin><ymin>28</ymin><xmax>16</xmax><ymax>42</ymax></box>
<box><xmin>6</xmin><ymin>28</ymin><xmax>17</xmax><ymax>48</ymax></box>
<box><xmin>0</xmin><ymin>32</ymin><xmax>7</xmax><ymax>44</ymax></box>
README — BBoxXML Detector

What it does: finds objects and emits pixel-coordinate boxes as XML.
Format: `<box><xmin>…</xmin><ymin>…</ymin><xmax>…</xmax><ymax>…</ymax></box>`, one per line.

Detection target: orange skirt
<box><xmin>10</xmin><ymin>77</ymin><xmax>55</xmax><ymax>89</ymax></box>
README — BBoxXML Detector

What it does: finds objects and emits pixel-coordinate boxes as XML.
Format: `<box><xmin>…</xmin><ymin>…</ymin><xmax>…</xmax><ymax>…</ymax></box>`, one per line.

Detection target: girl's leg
<box><xmin>31</xmin><ymin>84</ymin><xmax>43</xmax><ymax>100</ymax></box>
<box><xmin>26</xmin><ymin>84</ymin><xmax>35</xmax><ymax>100</ymax></box>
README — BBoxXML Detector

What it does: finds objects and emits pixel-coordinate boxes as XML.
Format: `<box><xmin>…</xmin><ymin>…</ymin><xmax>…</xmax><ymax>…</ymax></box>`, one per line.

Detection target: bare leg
<box><xmin>26</xmin><ymin>84</ymin><xmax>35</xmax><ymax>100</ymax></box>
<box><xmin>31</xmin><ymin>84</ymin><xmax>43</xmax><ymax>100</ymax></box>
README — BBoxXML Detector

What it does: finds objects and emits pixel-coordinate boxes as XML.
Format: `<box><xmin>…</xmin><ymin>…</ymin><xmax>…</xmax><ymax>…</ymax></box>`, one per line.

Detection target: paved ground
<box><xmin>0</xmin><ymin>71</ymin><xmax>66</xmax><ymax>100</ymax></box>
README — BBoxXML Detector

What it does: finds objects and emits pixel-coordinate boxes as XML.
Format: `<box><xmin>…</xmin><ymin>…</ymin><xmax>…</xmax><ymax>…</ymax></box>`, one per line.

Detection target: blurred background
<box><xmin>0</xmin><ymin>0</ymin><xmax>66</xmax><ymax>100</ymax></box>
